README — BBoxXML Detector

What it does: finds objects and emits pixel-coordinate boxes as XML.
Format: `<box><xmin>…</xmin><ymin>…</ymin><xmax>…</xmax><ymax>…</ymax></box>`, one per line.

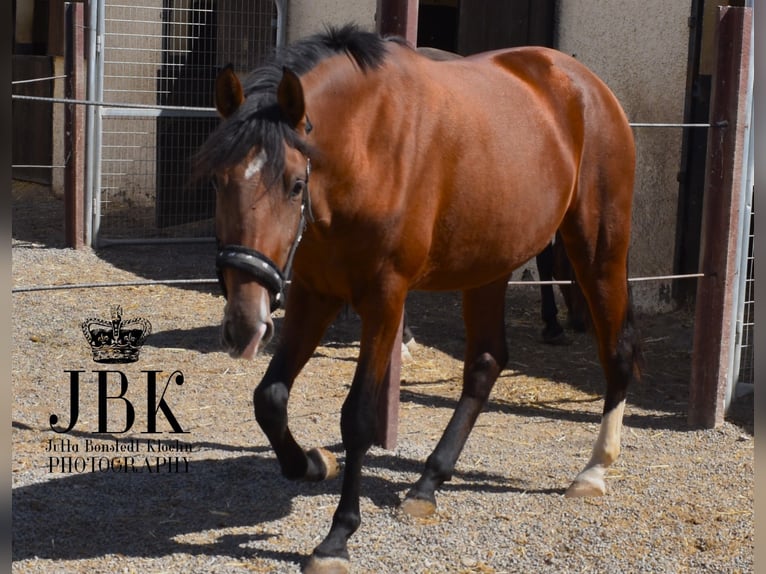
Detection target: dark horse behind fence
<box><xmin>195</xmin><ymin>25</ymin><xmax>641</xmax><ymax>574</ymax></box>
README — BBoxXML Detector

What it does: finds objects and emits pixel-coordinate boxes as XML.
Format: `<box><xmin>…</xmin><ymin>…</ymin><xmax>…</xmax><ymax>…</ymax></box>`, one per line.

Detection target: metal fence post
<box><xmin>688</xmin><ymin>6</ymin><xmax>753</xmax><ymax>428</ymax></box>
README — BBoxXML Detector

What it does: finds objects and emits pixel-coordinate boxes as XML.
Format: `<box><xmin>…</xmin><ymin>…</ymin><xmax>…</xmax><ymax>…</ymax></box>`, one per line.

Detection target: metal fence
<box><xmin>728</xmin><ymin>20</ymin><xmax>755</xmax><ymax>405</ymax></box>
<box><xmin>90</xmin><ymin>0</ymin><xmax>284</xmax><ymax>245</ymax></box>
<box><xmin>738</xmin><ymin>206</ymin><xmax>754</xmax><ymax>386</ymax></box>
<box><xmin>732</xmin><ymin>179</ymin><xmax>754</xmax><ymax>395</ymax></box>
<box><xmin>12</xmin><ymin>2</ymin><xmax>754</xmax><ymax>424</ymax></box>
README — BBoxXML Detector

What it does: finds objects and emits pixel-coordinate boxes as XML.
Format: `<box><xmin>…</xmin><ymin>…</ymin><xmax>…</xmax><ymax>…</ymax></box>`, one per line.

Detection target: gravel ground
<box><xmin>12</xmin><ymin>182</ymin><xmax>753</xmax><ymax>573</ymax></box>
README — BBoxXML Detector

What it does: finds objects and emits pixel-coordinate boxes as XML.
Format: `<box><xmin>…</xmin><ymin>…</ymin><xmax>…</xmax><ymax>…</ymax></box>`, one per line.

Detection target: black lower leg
<box><xmin>603</xmin><ymin>304</ymin><xmax>643</xmax><ymax>413</ymax></box>
<box><xmin>406</xmin><ymin>352</ymin><xmax>502</xmax><ymax>505</ymax></box>
<box><xmin>311</xmin><ymin>453</ymin><xmax>365</xmax><ymax>561</ymax></box>
<box><xmin>254</xmin><ymin>379</ymin><xmax>316</xmax><ymax>479</ymax></box>
<box><xmin>537</xmin><ymin>247</ymin><xmax>564</xmax><ymax>343</ymax></box>
<box><xmin>311</xmin><ymin>382</ymin><xmax>377</xmax><ymax>562</ymax></box>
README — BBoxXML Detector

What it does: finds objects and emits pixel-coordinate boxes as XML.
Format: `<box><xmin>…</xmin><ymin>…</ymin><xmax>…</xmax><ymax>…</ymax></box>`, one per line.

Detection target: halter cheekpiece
<box><xmin>216</xmin><ymin>155</ymin><xmax>314</xmax><ymax>312</ymax></box>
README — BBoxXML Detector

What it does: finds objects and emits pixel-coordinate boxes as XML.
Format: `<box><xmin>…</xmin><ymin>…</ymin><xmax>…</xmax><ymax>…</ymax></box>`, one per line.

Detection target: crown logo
<box><xmin>81</xmin><ymin>305</ymin><xmax>152</xmax><ymax>363</ymax></box>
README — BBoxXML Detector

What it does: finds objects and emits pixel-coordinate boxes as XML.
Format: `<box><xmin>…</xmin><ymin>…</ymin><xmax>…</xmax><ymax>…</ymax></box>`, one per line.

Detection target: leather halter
<box><xmin>216</xmin><ymin>156</ymin><xmax>314</xmax><ymax>312</ymax></box>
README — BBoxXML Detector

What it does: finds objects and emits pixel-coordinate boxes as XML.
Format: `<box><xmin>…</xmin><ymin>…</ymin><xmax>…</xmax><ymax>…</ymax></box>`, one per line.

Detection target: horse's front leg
<box><xmin>254</xmin><ymin>280</ymin><xmax>343</xmax><ymax>481</ymax></box>
<box><xmin>305</xmin><ymin>284</ymin><xmax>407</xmax><ymax>574</ymax></box>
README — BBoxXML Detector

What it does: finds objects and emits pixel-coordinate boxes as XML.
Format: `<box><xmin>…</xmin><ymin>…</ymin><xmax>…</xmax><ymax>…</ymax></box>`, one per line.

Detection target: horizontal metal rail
<box><xmin>630</xmin><ymin>122</ymin><xmax>717</xmax><ymax>128</ymax></box>
<box><xmin>11</xmin><ymin>94</ymin><xmax>214</xmax><ymax>114</ymax></box>
<box><xmin>507</xmin><ymin>272</ymin><xmax>706</xmax><ymax>286</ymax></box>
<box><xmin>10</xmin><ymin>94</ymin><xmax>722</xmax><ymax>130</ymax></box>
<box><xmin>12</xmin><ymin>279</ymin><xmax>219</xmax><ymax>293</ymax></box>
<box><xmin>12</xmin><ymin>164</ymin><xmax>68</xmax><ymax>169</ymax></box>
<box><xmin>12</xmin><ymin>272</ymin><xmax>708</xmax><ymax>294</ymax></box>
<box><xmin>12</xmin><ymin>75</ymin><xmax>68</xmax><ymax>85</ymax></box>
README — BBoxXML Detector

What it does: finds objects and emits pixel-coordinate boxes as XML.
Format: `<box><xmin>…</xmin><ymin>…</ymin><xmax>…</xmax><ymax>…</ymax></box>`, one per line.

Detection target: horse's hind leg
<box><xmin>536</xmin><ymin>241</ymin><xmax>566</xmax><ymax>344</ymax></box>
<box><xmin>558</xmin><ymin>210</ymin><xmax>641</xmax><ymax>498</ymax></box>
<box><xmin>401</xmin><ymin>277</ymin><xmax>509</xmax><ymax>517</ymax></box>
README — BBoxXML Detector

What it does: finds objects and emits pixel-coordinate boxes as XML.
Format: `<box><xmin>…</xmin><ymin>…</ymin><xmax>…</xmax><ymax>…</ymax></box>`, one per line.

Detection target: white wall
<box><xmin>286</xmin><ymin>0</ymin><xmax>378</xmax><ymax>42</ymax></box>
<box><xmin>557</xmin><ymin>1</ymin><xmax>692</xmax><ymax>312</ymax></box>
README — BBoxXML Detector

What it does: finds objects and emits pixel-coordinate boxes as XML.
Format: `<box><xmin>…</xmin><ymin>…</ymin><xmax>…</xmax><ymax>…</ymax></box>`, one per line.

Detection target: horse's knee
<box><xmin>254</xmin><ymin>381</ymin><xmax>289</xmax><ymax>430</ymax></box>
<box><xmin>464</xmin><ymin>351</ymin><xmax>506</xmax><ymax>401</ymax></box>
<box><xmin>340</xmin><ymin>390</ymin><xmax>377</xmax><ymax>451</ymax></box>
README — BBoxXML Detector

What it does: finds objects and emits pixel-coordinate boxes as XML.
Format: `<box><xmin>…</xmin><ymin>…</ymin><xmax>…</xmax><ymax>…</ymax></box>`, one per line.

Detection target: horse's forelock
<box><xmin>194</xmin><ymin>24</ymin><xmax>390</xmax><ymax>183</ymax></box>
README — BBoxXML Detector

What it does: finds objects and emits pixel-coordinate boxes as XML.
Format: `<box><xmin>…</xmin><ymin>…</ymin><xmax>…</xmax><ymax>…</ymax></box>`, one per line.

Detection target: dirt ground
<box><xmin>12</xmin><ymin>182</ymin><xmax>753</xmax><ymax>573</ymax></box>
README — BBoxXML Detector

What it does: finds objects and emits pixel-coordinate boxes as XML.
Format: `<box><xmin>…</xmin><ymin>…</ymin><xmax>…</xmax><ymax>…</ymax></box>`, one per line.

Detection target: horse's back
<box><xmin>397</xmin><ymin>45</ymin><xmax>634</xmax><ymax>290</ymax></box>
<box><xmin>440</xmin><ymin>46</ymin><xmax>631</xmax><ymax>144</ymax></box>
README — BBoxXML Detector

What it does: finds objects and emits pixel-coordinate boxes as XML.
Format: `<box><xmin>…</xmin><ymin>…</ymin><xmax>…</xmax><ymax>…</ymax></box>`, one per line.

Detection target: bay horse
<box><xmin>195</xmin><ymin>25</ymin><xmax>641</xmax><ymax>574</ymax></box>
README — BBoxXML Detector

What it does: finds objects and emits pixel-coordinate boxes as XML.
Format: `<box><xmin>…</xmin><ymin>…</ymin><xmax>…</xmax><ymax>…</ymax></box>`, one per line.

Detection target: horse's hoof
<box><xmin>303</xmin><ymin>555</ymin><xmax>350</xmax><ymax>574</ymax></box>
<box><xmin>400</xmin><ymin>495</ymin><xmax>436</xmax><ymax>518</ymax></box>
<box><xmin>306</xmin><ymin>447</ymin><xmax>340</xmax><ymax>480</ymax></box>
<box><xmin>564</xmin><ymin>475</ymin><xmax>606</xmax><ymax>498</ymax></box>
<box><xmin>541</xmin><ymin>326</ymin><xmax>569</xmax><ymax>345</ymax></box>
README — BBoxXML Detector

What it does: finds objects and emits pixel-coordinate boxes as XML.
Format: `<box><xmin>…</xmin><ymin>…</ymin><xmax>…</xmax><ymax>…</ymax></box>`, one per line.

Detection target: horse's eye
<box><xmin>290</xmin><ymin>180</ymin><xmax>306</xmax><ymax>199</ymax></box>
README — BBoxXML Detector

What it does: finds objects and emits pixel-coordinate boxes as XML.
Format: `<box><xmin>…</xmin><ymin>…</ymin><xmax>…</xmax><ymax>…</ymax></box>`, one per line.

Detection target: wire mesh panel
<box><xmin>95</xmin><ymin>0</ymin><xmax>278</xmax><ymax>243</ymax></box>
<box><xmin>738</xmin><ymin>206</ymin><xmax>754</xmax><ymax>385</ymax></box>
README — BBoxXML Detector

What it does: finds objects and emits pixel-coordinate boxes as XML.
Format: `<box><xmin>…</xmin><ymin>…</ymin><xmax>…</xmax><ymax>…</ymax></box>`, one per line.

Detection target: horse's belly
<box><xmin>411</xmin><ymin>228</ymin><xmax>549</xmax><ymax>291</ymax></box>
<box><xmin>408</xmin><ymin>180</ymin><xmax>566</xmax><ymax>291</ymax></box>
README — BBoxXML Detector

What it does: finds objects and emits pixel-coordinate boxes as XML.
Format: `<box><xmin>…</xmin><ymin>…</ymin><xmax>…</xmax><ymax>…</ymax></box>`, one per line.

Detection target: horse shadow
<box><xmin>12</xmin><ymin>430</ymin><xmax>556</xmax><ymax>564</ymax></box>
<box><xmin>12</xmin><ymin>449</ymin><xmax>302</xmax><ymax>563</ymax></box>
<box><xmin>145</xmin><ymin>324</ymin><xmax>222</xmax><ymax>354</ymax></box>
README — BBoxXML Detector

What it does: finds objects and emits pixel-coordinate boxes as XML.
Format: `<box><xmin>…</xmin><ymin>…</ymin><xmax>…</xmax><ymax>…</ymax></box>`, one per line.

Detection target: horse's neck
<box><xmin>301</xmin><ymin>47</ymin><xmax>456</xmax><ymax>224</ymax></box>
<box><xmin>305</xmin><ymin>47</ymin><xmax>442</xmax><ymax>169</ymax></box>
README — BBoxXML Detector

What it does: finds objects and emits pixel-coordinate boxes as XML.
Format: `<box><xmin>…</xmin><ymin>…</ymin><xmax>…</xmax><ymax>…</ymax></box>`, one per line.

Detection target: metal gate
<box><xmin>87</xmin><ymin>0</ymin><xmax>285</xmax><ymax>246</ymax></box>
<box><xmin>729</xmin><ymin>122</ymin><xmax>754</xmax><ymax>403</ymax></box>
<box><xmin>726</xmin><ymin>17</ymin><xmax>754</xmax><ymax>409</ymax></box>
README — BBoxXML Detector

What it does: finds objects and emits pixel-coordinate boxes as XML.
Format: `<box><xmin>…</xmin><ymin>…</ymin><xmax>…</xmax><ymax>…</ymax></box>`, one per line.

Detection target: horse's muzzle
<box><xmin>216</xmin><ymin>245</ymin><xmax>285</xmax><ymax>312</ymax></box>
<box><xmin>220</xmin><ymin>297</ymin><xmax>274</xmax><ymax>359</ymax></box>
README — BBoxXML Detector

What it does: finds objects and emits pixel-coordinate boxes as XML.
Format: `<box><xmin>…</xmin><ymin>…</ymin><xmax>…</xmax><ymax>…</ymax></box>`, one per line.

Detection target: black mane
<box><xmin>194</xmin><ymin>24</ymin><xmax>395</xmax><ymax>183</ymax></box>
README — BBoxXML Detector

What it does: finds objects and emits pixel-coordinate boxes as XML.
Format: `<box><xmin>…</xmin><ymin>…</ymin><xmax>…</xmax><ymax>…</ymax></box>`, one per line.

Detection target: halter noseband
<box><xmin>216</xmin><ymin>156</ymin><xmax>314</xmax><ymax>312</ymax></box>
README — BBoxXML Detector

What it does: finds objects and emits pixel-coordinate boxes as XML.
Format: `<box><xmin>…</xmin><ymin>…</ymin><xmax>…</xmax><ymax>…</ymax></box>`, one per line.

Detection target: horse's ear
<box><xmin>277</xmin><ymin>66</ymin><xmax>305</xmax><ymax>128</ymax></box>
<box><xmin>215</xmin><ymin>64</ymin><xmax>244</xmax><ymax>118</ymax></box>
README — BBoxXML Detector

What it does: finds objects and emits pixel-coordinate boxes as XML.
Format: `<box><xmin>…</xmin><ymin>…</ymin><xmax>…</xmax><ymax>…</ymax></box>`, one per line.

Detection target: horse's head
<box><xmin>196</xmin><ymin>28</ymin><xmax>393</xmax><ymax>359</ymax></box>
<box><xmin>200</xmin><ymin>65</ymin><xmax>313</xmax><ymax>359</ymax></box>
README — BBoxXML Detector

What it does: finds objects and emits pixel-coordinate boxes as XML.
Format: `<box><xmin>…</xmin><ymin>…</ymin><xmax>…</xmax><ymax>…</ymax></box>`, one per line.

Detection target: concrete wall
<box><xmin>14</xmin><ymin>1</ymin><xmax>35</xmax><ymax>44</ymax></box>
<box><xmin>557</xmin><ymin>1</ymin><xmax>692</xmax><ymax>312</ymax></box>
<box><xmin>286</xmin><ymin>0</ymin><xmax>378</xmax><ymax>42</ymax></box>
